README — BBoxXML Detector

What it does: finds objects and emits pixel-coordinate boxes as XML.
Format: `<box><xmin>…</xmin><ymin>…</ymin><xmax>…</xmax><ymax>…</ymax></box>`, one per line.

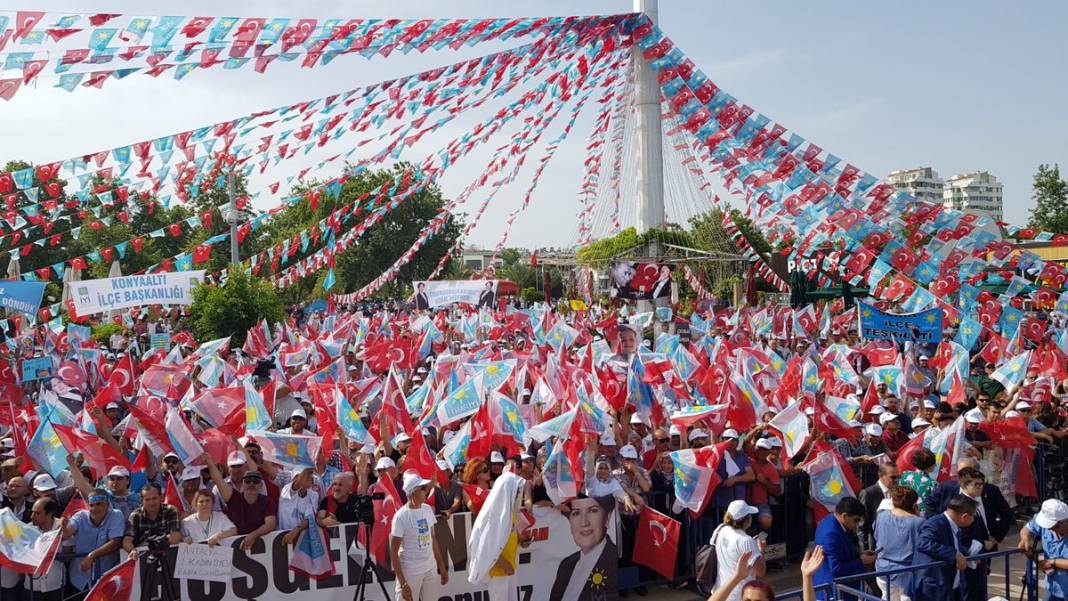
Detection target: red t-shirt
<box><xmin>225</xmin><ymin>492</ymin><xmax>277</xmax><ymax>535</ymax></box>
<box><xmin>748</xmin><ymin>459</ymin><xmax>781</xmax><ymax>506</ymax></box>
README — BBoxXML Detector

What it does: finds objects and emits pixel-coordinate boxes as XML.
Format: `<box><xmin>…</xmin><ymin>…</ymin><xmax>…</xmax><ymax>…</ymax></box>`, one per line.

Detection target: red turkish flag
<box><xmin>895</xmin><ymin>430</ymin><xmax>928</xmax><ymax>474</ymax></box>
<box><xmin>632</xmin><ymin>506</ymin><xmax>681</xmax><ymax>579</ymax></box>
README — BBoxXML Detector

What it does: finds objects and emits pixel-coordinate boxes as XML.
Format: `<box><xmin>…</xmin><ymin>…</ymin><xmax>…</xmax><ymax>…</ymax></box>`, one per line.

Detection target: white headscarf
<box><xmin>467</xmin><ymin>471</ymin><xmax>525</xmax><ymax>586</ymax></box>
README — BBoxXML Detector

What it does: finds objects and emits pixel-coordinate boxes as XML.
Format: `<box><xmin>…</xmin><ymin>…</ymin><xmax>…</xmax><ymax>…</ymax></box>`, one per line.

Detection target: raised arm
<box><xmin>203</xmin><ymin>452</ymin><xmax>232</xmax><ymax>503</ymax></box>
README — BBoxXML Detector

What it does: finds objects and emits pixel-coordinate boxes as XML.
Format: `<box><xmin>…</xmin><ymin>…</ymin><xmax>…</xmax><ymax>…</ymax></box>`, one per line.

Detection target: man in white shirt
<box><xmin>26</xmin><ymin>497</ymin><xmax>65</xmax><ymax>601</ymax></box>
<box><xmin>390</xmin><ymin>472</ymin><xmax>448</xmax><ymax>601</ymax></box>
<box><xmin>278</xmin><ymin>468</ymin><xmax>320</xmax><ymax>532</ymax></box>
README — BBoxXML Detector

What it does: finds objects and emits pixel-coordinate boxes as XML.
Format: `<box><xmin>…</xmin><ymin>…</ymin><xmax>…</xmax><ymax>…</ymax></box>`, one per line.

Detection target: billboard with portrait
<box><xmin>609</xmin><ymin>262</ymin><xmax>674</xmax><ymax>300</ymax></box>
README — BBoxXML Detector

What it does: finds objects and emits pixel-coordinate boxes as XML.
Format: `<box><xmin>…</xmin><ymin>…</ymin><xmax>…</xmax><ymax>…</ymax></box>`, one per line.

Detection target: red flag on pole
<box><xmin>632</xmin><ymin>506</ymin><xmax>681</xmax><ymax>579</ymax></box>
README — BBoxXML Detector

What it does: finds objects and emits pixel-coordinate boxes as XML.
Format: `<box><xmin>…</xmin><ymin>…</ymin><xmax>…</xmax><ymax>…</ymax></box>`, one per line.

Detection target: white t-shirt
<box><xmin>25</xmin><ymin>520</ymin><xmax>63</xmax><ymax>592</ymax></box>
<box><xmin>713</xmin><ymin>525</ymin><xmax>762</xmax><ymax>601</ymax></box>
<box><xmin>278</xmin><ymin>483</ymin><xmax>321</xmax><ymax>531</ymax></box>
<box><xmin>390</xmin><ymin>503</ymin><xmax>437</xmax><ymax>576</ymax></box>
<box><xmin>182</xmin><ymin>511</ymin><xmax>236</xmax><ymax>543</ymax></box>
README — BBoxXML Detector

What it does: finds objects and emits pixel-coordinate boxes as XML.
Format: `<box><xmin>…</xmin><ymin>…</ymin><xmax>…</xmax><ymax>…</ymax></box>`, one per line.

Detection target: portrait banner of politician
<box><xmin>91</xmin><ymin>509</ymin><xmax>618</xmax><ymax>601</ymax></box>
<box><xmin>609</xmin><ymin>262</ymin><xmax>674</xmax><ymax>301</ymax></box>
<box><xmin>412</xmin><ymin>279</ymin><xmax>499</xmax><ymax>310</ymax></box>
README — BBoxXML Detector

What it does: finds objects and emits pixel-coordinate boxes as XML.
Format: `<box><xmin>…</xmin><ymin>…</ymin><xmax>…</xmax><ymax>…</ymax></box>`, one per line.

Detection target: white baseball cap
<box><xmin>725</xmin><ymin>500</ymin><xmax>759</xmax><ymax>520</ymax></box>
<box><xmin>291</xmin><ymin>408</ymin><xmax>307</xmax><ymax>420</ymax></box>
<box><xmin>755</xmin><ymin>438</ymin><xmax>775</xmax><ymax>450</ymax></box>
<box><xmin>803</xmin><ymin>407</ymin><xmax>815</xmax><ymax>416</ymax></box>
<box><xmin>767</xmin><ymin>437</ymin><xmax>783</xmax><ymax>448</ymax></box>
<box><xmin>630</xmin><ymin>413</ymin><xmax>647</xmax><ymax>426</ymax></box>
<box><xmin>1036</xmin><ymin>499</ymin><xmax>1068</xmax><ymax>529</ymax></box>
<box><xmin>490</xmin><ymin>451</ymin><xmax>505</xmax><ymax>463</ymax></box>
<box><xmin>401</xmin><ymin>472</ymin><xmax>432</xmax><ymax>495</ymax></box>
<box><xmin>688</xmin><ymin>429</ymin><xmax>709</xmax><ymax>442</ymax></box>
<box><xmin>32</xmin><ymin>474</ymin><xmax>57</xmax><ymax>491</ymax></box>
<box><xmin>619</xmin><ymin>445</ymin><xmax>638</xmax><ymax>460</ymax></box>
<box><xmin>721</xmin><ymin>428</ymin><xmax>739</xmax><ymax>440</ymax></box>
<box><xmin>878</xmin><ymin>413</ymin><xmax>898</xmax><ymax>425</ymax></box>
<box><xmin>864</xmin><ymin>423</ymin><xmax>883</xmax><ymax>437</ymax></box>
<box><xmin>395</xmin><ymin>432</ymin><xmax>412</xmax><ymax>444</ymax></box>
<box><xmin>868</xmin><ymin>406</ymin><xmax>886</xmax><ymax>415</ymax></box>
<box><xmin>669</xmin><ymin>425</ymin><xmax>681</xmax><ymax>437</ymax></box>
<box><xmin>227</xmin><ymin>451</ymin><xmax>247</xmax><ymax>466</ymax></box>
<box><xmin>912</xmin><ymin>418</ymin><xmax>931</xmax><ymax>429</ymax></box>
<box><xmin>107</xmin><ymin>465</ymin><xmax>131</xmax><ymax>479</ymax></box>
<box><xmin>1016</xmin><ymin>401</ymin><xmax>1032</xmax><ymax>410</ymax></box>
<box><xmin>964</xmin><ymin>408</ymin><xmax>984</xmax><ymax>424</ymax></box>
<box><xmin>375</xmin><ymin>457</ymin><xmax>396</xmax><ymax>470</ymax></box>
<box><xmin>599</xmin><ymin>432</ymin><xmax>617</xmax><ymax>446</ymax></box>
<box><xmin>923</xmin><ymin>400</ymin><xmax>937</xmax><ymax>409</ymax></box>
<box><xmin>180</xmin><ymin>466</ymin><xmax>202</xmax><ymax>482</ymax></box>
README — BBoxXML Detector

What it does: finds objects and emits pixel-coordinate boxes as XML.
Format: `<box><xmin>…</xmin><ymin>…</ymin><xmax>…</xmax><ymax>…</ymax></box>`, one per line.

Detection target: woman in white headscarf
<box><xmin>467</xmin><ymin>471</ymin><xmax>527</xmax><ymax>601</ymax></box>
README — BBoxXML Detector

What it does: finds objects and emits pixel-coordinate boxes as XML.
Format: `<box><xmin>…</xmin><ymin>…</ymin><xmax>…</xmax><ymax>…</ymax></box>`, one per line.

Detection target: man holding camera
<box><xmin>121</xmin><ymin>483</ymin><xmax>181</xmax><ymax>561</ymax></box>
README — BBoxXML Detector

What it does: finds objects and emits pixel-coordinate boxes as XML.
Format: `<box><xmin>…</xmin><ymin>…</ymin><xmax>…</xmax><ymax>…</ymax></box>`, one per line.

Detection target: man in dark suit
<box><xmin>925</xmin><ymin>457</ymin><xmax>978</xmax><ymax>518</ymax></box>
<box><xmin>812</xmin><ymin>497</ymin><xmax>875</xmax><ymax>600</ymax></box>
<box><xmin>955</xmin><ymin>467</ymin><xmax>1012</xmax><ymax>601</ymax></box>
<box><xmin>915</xmin><ymin>495</ymin><xmax>981</xmax><ymax>601</ymax></box>
<box><xmin>477</xmin><ymin>282</ymin><xmax>496</xmax><ymax>309</ymax></box>
<box><xmin>858</xmin><ymin>463</ymin><xmax>899</xmax><ymax>550</ymax></box>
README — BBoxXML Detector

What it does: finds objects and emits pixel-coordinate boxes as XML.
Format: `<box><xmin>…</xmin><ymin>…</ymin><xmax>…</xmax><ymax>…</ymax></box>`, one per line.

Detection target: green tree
<box><xmin>1028</xmin><ymin>164</ymin><xmax>1068</xmax><ymax>233</ymax></box>
<box><xmin>187</xmin><ymin>268</ymin><xmax>284</xmax><ymax>344</ymax></box>
<box><xmin>688</xmin><ymin>207</ymin><xmax>770</xmax><ymax>254</ymax></box>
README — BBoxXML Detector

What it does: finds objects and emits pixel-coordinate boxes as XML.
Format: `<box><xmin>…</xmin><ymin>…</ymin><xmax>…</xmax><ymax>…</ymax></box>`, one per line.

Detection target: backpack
<box><xmin>695</xmin><ymin>524</ymin><xmax>725</xmax><ymax>590</ymax></box>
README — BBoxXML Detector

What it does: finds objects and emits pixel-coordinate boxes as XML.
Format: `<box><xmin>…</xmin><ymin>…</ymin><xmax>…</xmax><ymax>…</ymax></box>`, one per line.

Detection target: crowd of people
<box><xmin>0</xmin><ymin>296</ymin><xmax>1065</xmax><ymax>601</ymax></box>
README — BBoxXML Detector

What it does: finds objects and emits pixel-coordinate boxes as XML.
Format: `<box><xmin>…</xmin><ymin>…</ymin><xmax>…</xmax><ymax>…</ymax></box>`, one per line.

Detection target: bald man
<box><xmin>1</xmin><ymin>476</ymin><xmax>31</xmax><ymax>522</ymax></box>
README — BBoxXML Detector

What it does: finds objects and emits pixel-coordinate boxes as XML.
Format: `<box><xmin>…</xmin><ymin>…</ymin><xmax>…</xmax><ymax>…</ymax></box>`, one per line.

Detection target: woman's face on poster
<box><xmin>568</xmin><ymin>497</ymin><xmax>607</xmax><ymax>553</ymax></box>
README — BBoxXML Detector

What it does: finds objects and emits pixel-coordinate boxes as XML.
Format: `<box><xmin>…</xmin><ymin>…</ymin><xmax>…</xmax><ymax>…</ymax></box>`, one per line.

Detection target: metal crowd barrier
<box><xmin>775</xmin><ymin>549</ymin><xmax>1036</xmax><ymax>601</ymax></box>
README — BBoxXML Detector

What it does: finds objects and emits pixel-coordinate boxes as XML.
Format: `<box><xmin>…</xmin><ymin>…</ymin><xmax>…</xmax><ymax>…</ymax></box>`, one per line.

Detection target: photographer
<box><xmin>121</xmin><ymin>483</ymin><xmax>181</xmax><ymax>561</ymax></box>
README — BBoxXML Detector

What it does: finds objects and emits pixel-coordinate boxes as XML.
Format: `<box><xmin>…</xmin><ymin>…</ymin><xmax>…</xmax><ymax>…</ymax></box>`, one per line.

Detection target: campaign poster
<box><xmin>609</xmin><ymin>262</ymin><xmax>674</xmax><ymax>300</ymax></box>
<box><xmin>413</xmin><ymin>280</ymin><xmax>499</xmax><ymax>310</ymax></box>
<box><xmin>857</xmin><ymin>301</ymin><xmax>942</xmax><ymax>343</ymax></box>
<box><xmin>150</xmin><ymin>333</ymin><xmax>171</xmax><ymax>351</ymax></box>
<box><xmin>0</xmin><ymin>280</ymin><xmax>45</xmax><ymax>317</ymax></box>
<box><xmin>72</xmin><ymin>271</ymin><xmax>205</xmax><ymax>316</ymax></box>
<box><xmin>20</xmin><ymin>356</ymin><xmax>53</xmax><ymax>382</ymax></box>
<box><xmin>117</xmin><ymin>507</ymin><xmax>618</xmax><ymax>601</ymax></box>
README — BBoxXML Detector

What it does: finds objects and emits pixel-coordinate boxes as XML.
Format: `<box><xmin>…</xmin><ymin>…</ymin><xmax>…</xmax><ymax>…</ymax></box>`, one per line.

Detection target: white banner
<box><xmin>413</xmin><ymin>280</ymin><xmax>498</xmax><ymax>310</ymax></box>
<box><xmin>122</xmin><ymin>508</ymin><xmax>619</xmax><ymax>601</ymax></box>
<box><xmin>71</xmin><ymin>271</ymin><xmax>205</xmax><ymax>315</ymax></box>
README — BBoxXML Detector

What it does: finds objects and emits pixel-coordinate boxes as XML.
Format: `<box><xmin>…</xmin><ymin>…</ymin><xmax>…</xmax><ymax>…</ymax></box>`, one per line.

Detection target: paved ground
<box><xmin>640</xmin><ymin>522</ymin><xmax>1039</xmax><ymax>601</ymax></box>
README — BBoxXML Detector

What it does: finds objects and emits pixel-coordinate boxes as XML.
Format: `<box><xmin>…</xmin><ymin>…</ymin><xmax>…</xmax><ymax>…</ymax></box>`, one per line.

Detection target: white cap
<box><xmin>32</xmin><ymin>474</ymin><xmax>57</xmax><ymax>491</ymax></box>
<box><xmin>619</xmin><ymin>445</ymin><xmax>638</xmax><ymax>460</ymax></box>
<box><xmin>375</xmin><ymin>457</ymin><xmax>396</xmax><ymax>470</ymax></box>
<box><xmin>630</xmin><ymin>413</ymin><xmax>647</xmax><ymax>426</ymax></box>
<box><xmin>879</xmin><ymin>413</ymin><xmax>898</xmax><ymax>425</ymax></box>
<box><xmin>725</xmin><ymin>500</ymin><xmax>759</xmax><ymax>520</ymax></box>
<box><xmin>361</xmin><ymin>443</ymin><xmax>376</xmax><ymax>455</ymax></box>
<box><xmin>912</xmin><ymin>418</ymin><xmax>931</xmax><ymax>429</ymax></box>
<box><xmin>688</xmin><ymin>429</ymin><xmax>709</xmax><ymax>442</ymax></box>
<box><xmin>869</xmin><ymin>406</ymin><xmax>886</xmax><ymax>415</ymax></box>
<box><xmin>669</xmin><ymin>425</ymin><xmax>681</xmax><ymax>437</ymax></box>
<box><xmin>180</xmin><ymin>466</ymin><xmax>202</xmax><ymax>481</ymax></box>
<box><xmin>401</xmin><ymin>471</ymin><xmax>432</xmax><ymax>495</ymax></box>
<box><xmin>923</xmin><ymin>400</ymin><xmax>937</xmax><ymax>409</ymax></box>
<box><xmin>864</xmin><ymin>423</ymin><xmax>883</xmax><ymax>437</ymax></box>
<box><xmin>1035</xmin><ymin>499</ymin><xmax>1068</xmax><ymax>529</ymax></box>
<box><xmin>599</xmin><ymin>432</ymin><xmax>616</xmax><ymax>446</ymax></box>
<box><xmin>395</xmin><ymin>432</ymin><xmax>412</xmax><ymax>444</ymax></box>
<box><xmin>227</xmin><ymin>451</ymin><xmax>246</xmax><ymax>466</ymax></box>
<box><xmin>721</xmin><ymin>428</ymin><xmax>739</xmax><ymax>440</ymax></box>
<box><xmin>767</xmin><ymin>437</ymin><xmax>783</xmax><ymax>448</ymax></box>
<box><xmin>519</xmin><ymin>452</ymin><xmax>533</xmax><ymax>461</ymax></box>
<box><xmin>803</xmin><ymin>407</ymin><xmax>815</xmax><ymax>416</ymax></box>
<box><xmin>964</xmin><ymin>408</ymin><xmax>984</xmax><ymax>424</ymax></box>
<box><xmin>1005</xmin><ymin>410</ymin><xmax>1021</xmax><ymax>418</ymax></box>
<box><xmin>490</xmin><ymin>451</ymin><xmax>505</xmax><ymax>463</ymax></box>
<box><xmin>164</xmin><ymin>452</ymin><xmax>180</xmax><ymax>461</ymax></box>
<box><xmin>291</xmin><ymin>408</ymin><xmax>307</xmax><ymax>420</ymax></box>
<box><xmin>105</xmin><ymin>402</ymin><xmax>120</xmax><ymax>411</ymax></box>
<box><xmin>1017</xmin><ymin>401</ymin><xmax>1032</xmax><ymax>410</ymax></box>
<box><xmin>755</xmin><ymin>438</ymin><xmax>775</xmax><ymax>450</ymax></box>
<box><xmin>107</xmin><ymin>465</ymin><xmax>130</xmax><ymax>478</ymax></box>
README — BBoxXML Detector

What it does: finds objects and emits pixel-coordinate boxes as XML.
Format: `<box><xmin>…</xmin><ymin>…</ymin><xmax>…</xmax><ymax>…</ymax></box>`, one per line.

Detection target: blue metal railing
<box><xmin>775</xmin><ymin>549</ymin><xmax>1036</xmax><ymax>601</ymax></box>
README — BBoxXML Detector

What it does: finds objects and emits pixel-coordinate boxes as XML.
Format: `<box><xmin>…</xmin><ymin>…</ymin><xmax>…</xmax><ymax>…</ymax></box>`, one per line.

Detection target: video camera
<box><xmin>145</xmin><ymin>534</ymin><xmax>171</xmax><ymax>554</ymax></box>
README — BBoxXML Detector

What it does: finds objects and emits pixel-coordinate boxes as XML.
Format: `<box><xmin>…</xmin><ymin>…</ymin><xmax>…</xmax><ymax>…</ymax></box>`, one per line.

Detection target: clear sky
<box><xmin>2</xmin><ymin>1</ymin><xmax>1065</xmax><ymax>250</ymax></box>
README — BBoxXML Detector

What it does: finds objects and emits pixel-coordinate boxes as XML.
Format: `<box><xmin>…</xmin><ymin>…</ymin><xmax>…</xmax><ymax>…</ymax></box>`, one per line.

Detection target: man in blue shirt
<box><xmin>813</xmin><ymin>497</ymin><xmax>875</xmax><ymax>600</ymax></box>
<box><xmin>63</xmin><ymin>488</ymin><xmax>125</xmax><ymax>592</ymax></box>
<box><xmin>1020</xmin><ymin>499</ymin><xmax>1068</xmax><ymax>601</ymax></box>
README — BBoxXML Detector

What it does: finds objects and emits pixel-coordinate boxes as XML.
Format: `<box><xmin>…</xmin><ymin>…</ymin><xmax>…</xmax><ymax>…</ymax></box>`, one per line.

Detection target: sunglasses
<box><xmin>655</xmin><ymin>438</ymin><xmax>670</xmax><ymax>443</ymax></box>
<box><xmin>164</xmin><ymin>458</ymin><xmax>180</xmax><ymax>464</ymax></box>
<box><xmin>107</xmin><ymin>476</ymin><xmax>127</xmax><ymax>481</ymax></box>
<box><xmin>242</xmin><ymin>478</ymin><xmax>261</xmax><ymax>484</ymax></box>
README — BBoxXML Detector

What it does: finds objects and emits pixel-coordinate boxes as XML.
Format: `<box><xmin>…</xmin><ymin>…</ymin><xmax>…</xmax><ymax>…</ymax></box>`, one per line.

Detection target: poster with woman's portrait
<box><xmin>545</xmin><ymin>495</ymin><xmax>620</xmax><ymax>601</ymax></box>
<box><xmin>609</xmin><ymin>262</ymin><xmax>673</xmax><ymax>300</ymax></box>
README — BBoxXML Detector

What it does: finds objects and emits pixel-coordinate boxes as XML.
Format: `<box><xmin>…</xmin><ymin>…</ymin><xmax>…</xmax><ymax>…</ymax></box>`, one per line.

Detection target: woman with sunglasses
<box><xmin>460</xmin><ymin>457</ymin><xmax>493</xmax><ymax>515</ymax></box>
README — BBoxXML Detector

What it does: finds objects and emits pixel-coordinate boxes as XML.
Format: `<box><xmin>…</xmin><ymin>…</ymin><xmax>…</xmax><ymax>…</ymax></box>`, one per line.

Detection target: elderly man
<box><xmin>1</xmin><ymin>476</ymin><xmax>31</xmax><ymax>522</ymax></box>
<box><xmin>64</xmin><ymin>488</ymin><xmax>125</xmax><ymax>592</ymax></box>
<box><xmin>279</xmin><ymin>468</ymin><xmax>321</xmax><ymax>533</ymax></box>
<box><xmin>1020</xmin><ymin>499</ymin><xmax>1068</xmax><ymax>601</ymax></box>
<box><xmin>317</xmin><ymin>472</ymin><xmax>373</xmax><ymax>527</ymax></box>
<box><xmin>205</xmin><ymin>457</ymin><xmax>277</xmax><ymax>552</ymax></box>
